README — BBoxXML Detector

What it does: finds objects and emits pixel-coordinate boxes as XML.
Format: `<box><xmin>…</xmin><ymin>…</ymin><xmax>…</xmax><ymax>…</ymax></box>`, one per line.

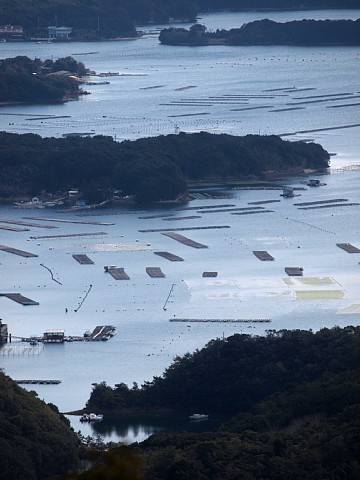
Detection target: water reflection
<box><xmin>69</xmin><ymin>413</ymin><xmax>227</xmax><ymax>444</ymax></box>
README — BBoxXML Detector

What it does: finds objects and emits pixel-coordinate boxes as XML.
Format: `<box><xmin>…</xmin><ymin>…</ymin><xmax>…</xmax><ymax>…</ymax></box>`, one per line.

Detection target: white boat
<box><xmin>80</xmin><ymin>413</ymin><xmax>103</xmax><ymax>422</ymax></box>
<box><xmin>14</xmin><ymin>197</ymin><xmax>45</xmax><ymax>208</ymax></box>
<box><xmin>188</xmin><ymin>413</ymin><xmax>209</xmax><ymax>420</ymax></box>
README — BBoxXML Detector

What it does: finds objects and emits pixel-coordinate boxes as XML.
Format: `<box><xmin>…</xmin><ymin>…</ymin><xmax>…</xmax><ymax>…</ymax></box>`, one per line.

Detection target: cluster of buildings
<box><xmin>0</xmin><ymin>24</ymin><xmax>72</xmax><ymax>41</ymax></box>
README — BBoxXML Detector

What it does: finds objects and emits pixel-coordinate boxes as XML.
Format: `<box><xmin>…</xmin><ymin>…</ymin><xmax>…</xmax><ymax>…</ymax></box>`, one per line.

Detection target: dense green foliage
<box><xmin>1</xmin><ymin>1</ymin><xmax>358</xmax><ymax>40</ymax></box>
<box><xmin>0</xmin><ymin>372</ymin><xmax>81</xmax><ymax>480</ymax></box>
<box><xmin>0</xmin><ymin>56</ymin><xmax>86</xmax><ymax>103</ymax></box>
<box><xmin>159</xmin><ymin>18</ymin><xmax>360</xmax><ymax>46</ymax></box>
<box><xmin>86</xmin><ymin>327</ymin><xmax>360</xmax><ymax>414</ymax></box>
<box><xmin>0</xmin><ymin>131</ymin><xmax>329</xmax><ymax>202</ymax></box>
<box><xmin>77</xmin><ymin>326</ymin><xmax>360</xmax><ymax>479</ymax></box>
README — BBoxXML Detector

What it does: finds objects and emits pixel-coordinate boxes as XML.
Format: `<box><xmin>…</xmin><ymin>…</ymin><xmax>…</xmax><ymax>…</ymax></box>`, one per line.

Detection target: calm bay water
<box><xmin>0</xmin><ymin>10</ymin><xmax>360</xmax><ymax>442</ymax></box>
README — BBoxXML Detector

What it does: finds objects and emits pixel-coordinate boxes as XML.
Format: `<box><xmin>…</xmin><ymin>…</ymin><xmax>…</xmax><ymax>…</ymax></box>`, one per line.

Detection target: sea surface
<box><xmin>0</xmin><ymin>9</ymin><xmax>359</xmax><ymax>443</ymax></box>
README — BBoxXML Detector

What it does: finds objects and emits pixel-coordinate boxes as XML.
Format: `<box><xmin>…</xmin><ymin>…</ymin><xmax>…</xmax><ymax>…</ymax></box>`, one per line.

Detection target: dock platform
<box><xmin>253</xmin><ymin>251</ymin><xmax>275</xmax><ymax>261</ymax></box>
<box><xmin>202</xmin><ymin>272</ymin><xmax>218</xmax><ymax>277</ymax></box>
<box><xmin>73</xmin><ymin>254</ymin><xmax>94</xmax><ymax>265</ymax></box>
<box><xmin>105</xmin><ymin>266</ymin><xmax>130</xmax><ymax>280</ymax></box>
<box><xmin>146</xmin><ymin>267</ymin><xmax>165</xmax><ymax>278</ymax></box>
<box><xmin>154</xmin><ymin>251</ymin><xmax>184</xmax><ymax>261</ymax></box>
<box><xmin>336</xmin><ymin>243</ymin><xmax>360</xmax><ymax>253</ymax></box>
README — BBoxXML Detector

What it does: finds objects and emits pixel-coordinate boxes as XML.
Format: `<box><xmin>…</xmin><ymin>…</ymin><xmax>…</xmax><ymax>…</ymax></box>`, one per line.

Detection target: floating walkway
<box><xmin>162</xmin><ymin>232</ymin><xmax>208</xmax><ymax>249</ymax></box>
<box><xmin>73</xmin><ymin>254</ymin><xmax>94</xmax><ymax>265</ymax></box>
<box><xmin>163</xmin><ymin>215</ymin><xmax>201</xmax><ymax>221</ymax></box>
<box><xmin>146</xmin><ymin>267</ymin><xmax>165</xmax><ymax>278</ymax></box>
<box><xmin>336</xmin><ymin>243</ymin><xmax>360</xmax><ymax>253</ymax></box>
<box><xmin>0</xmin><ymin>244</ymin><xmax>38</xmax><ymax>257</ymax></box>
<box><xmin>154</xmin><ymin>251</ymin><xmax>184</xmax><ymax>261</ymax></box>
<box><xmin>0</xmin><ymin>225</ymin><xmax>29</xmax><ymax>232</ymax></box>
<box><xmin>199</xmin><ymin>206</ymin><xmax>263</xmax><ymax>213</ymax></box>
<box><xmin>170</xmin><ymin>318</ymin><xmax>271</xmax><ymax>323</ymax></box>
<box><xmin>0</xmin><ymin>218</ymin><xmax>57</xmax><ymax>229</ymax></box>
<box><xmin>104</xmin><ymin>266</ymin><xmax>130</xmax><ymax>280</ymax></box>
<box><xmin>253</xmin><ymin>251</ymin><xmax>275</xmax><ymax>261</ymax></box>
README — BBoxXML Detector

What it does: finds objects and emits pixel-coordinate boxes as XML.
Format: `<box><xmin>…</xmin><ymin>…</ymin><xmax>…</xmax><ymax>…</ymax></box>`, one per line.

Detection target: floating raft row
<box><xmin>199</xmin><ymin>206</ymin><xmax>263</xmax><ymax>213</ymax></box>
<box><xmin>146</xmin><ymin>267</ymin><xmax>165</xmax><ymax>278</ymax></box>
<box><xmin>285</xmin><ymin>267</ymin><xmax>303</xmax><ymax>276</ymax></box>
<box><xmin>0</xmin><ymin>293</ymin><xmax>39</xmax><ymax>305</ymax></box>
<box><xmin>170</xmin><ymin>318</ymin><xmax>271</xmax><ymax>323</ymax></box>
<box><xmin>154</xmin><ymin>251</ymin><xmax>184</xmax><ymax>261</ymax></box>
<box><xmin>30</xmin><ymin>232</ymin><xmax>107</xmax><ymax>239</ymax></box>
<box><xmin>0</xmin><ymin>225</ymin><xmax>29</xmax><ymax>232</ymax></box>
<box><xmin>0</xmin><ymin>218</ymin><xmax>57</xmax><ymax>228</ymax></box>
<box><xmin>0</xmin><ymin>244</ymin><xmax>38</xmax><ymax>257</ymax></box>
<box><xmin>104</xmin><ymin>266</ymin><xmax>130</xmax><ymax>280</ymax></box>
<box><xmin>162</xmin><ymin>231</ymin><xmax>208</xmax><ymax>249</ymax></box>
<box><xmin>179</xmin><ymin>204</ymin><xmax>236</xmax><ymax>211</ymax></box>
<box><xmin>202</xmin><ymin>272</ymin><xmax>218</xmax><ymax>277</ymax></box>
<box><xmin>72</xmin><ymin>254</ymin><xmax>94</xmax><ymax>265</ymax></box>
<box><xmin>336</xmin><ymin>243</ymin><xmax>360</xmax><ymax>253</ymax></box>
<box><xmin>163</xmin><ymin>215</ymin><xmax>201</xmax><ymax>221</ymax></box>
<box><xmin>15</xmin><ymin>379</ymin><xmax>61</xmax><ymax>385</ymax></box>
<box><xmin>253</xmin><ymin>251</ymin><xmax>275</xmax><ymax>261</ymax></box>
<box><xmin>23</xmin><ymin>216</ymin><xmax>115</xmax><ymax>225</ymax></box>
<box><xmin>139</xmin><ymin>225</ymin><xmax>230</xmax><ymax>233</ymax></box>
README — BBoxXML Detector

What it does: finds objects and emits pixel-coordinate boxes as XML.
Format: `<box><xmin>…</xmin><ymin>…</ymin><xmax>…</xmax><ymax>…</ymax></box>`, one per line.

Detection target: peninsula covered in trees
<box><xmin>0</xmin><ymin>56</ymin><xmax>88</xmax><ymax>104</ymax></box>
<box><xmin>159</xmin><ymin>18</ymin><xmax>360</xmax><ymax>46</ymax></box>
<box><xmin>1</xmin><ymin>1</ymin><xmax>359</xmax><ymax>41</ymax></box>
<box><xmin>0</xmin><ymin>131</ymin><xmax>330</xmax><ymax>203</ymax></box>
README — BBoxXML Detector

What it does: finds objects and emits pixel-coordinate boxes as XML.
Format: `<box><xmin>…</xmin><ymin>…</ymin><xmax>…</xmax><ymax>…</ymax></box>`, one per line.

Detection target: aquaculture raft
<box><xmin>285</xmin><ymin>267</ymin><xmax>303</xmax><ymax>276</ymax></box>
<box><xmin>104</xmin><ymin>266</ymin><xmax>130</xmax><ymax>280</ymax></box>
<box><xmin>0</xmin><ymin>244</ymin><xmax>38</xmax><ymax>257</ymax></box>
<box><xmin>146</xmin><ymin>267</ymin><xmax>165</xmax><ymax>278</ymax></box>
<box><xmin>0</xmin><ymin>293</ymin><xmax>39</xmax><ymax>306</ymax></box>
<box><xmin>202</xmin><ymin>272</ymin><xmax>218</xmax><ymax>277</ymax></box>
<box><xmin>336</xmin><ymin>243</ymin><xmax>360</xmax><ymax>253</ymax></box>
<box><xmin>154</xmin><ymin>251</ymin><xmax>184</xmax><ymax>261</ymax></box>
<box><xmin>253</xmin><ymin>251</ymin><xmax>275</xmax><ymax>261</ymax></box>
<box><xmin>162</xmin><ymin>231</ymin><xmax>208</xmax><ymax>249</ymax></box>
<box><xmin>73</xmin><ymin>254</ymin><xmax>94</xmax><ymax>265</ymax></box>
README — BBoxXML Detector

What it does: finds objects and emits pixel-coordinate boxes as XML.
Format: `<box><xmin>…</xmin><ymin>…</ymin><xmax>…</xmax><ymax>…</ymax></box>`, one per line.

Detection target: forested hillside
<box><xmin>1</xmin><ymin>1</ymin><xmax>358</xmax><ymax>40</ymax></box>
<box><xmin>0</xmin><ymin>372</ymin><xmax>80</xmax><ymax>480</ymax></box>
<box><xmin>0</xmin><ymin>56</ymin><xmax>87</xmax><ymax>104</ymax></box>
<box><xmin>0</xmin><ymin>132</ymin><xmax>330</xmax><ymax>202</ymax></box>
<box><xmin>65</xmin><ymin>326</ymin><xmax>360</xmax><ymax>479</ymax></box>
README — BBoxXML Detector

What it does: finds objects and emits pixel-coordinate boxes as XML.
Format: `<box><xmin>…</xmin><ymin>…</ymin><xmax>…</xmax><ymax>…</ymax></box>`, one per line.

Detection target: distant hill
<box><xmin>160</xmin><ymin>18</ymin><xmax>360</xmax><ymax>46</ymax></box>
<box><xmin>1</xmin><ymin>1</ymin><xmax>359</xmax><ymax>40</ymax></box>
<box><xmin>0</xmin><ymin>372</ymin><xmax>80</xmax><ymax>479</ymax></box>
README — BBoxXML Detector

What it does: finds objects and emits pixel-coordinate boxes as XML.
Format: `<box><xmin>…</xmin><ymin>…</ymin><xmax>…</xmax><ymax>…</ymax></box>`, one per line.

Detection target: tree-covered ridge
<box><xmin>71</xmin><ymin>326</ymin><xmax>360</xmax><ymax>479</ymax></box>
<box><xmin>0</xmin><ymin>372</ymin><xmax>80</xmax><ymax>480</ymax></box>
<box><xmin>0</xmin><ymin>132</ymin><xmax>330</xmax><ymax>202</ymax></box>
<box><xmin>1</xmin><ymin>1</ymin><xmax>359</xmax><ymax>40</ymax></box>
<box><xmin>0</xmin><ymin>56</ymin><xmax>87</xmax><ymax>103</ymax></box>
<box><xmin>86</xmin><ymin>327</ymin><xmax>360</xmax><ymax>414</ymax></box>
<box><xmin>159</xmin><ymin>18</ymin><xmax>360</xmax><ymax>46</ymax></box>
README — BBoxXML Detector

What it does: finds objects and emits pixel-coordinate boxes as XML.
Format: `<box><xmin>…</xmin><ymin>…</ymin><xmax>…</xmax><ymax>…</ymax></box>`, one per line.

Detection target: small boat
<box><xmin>80</xmin><ymin>413</ymin><xmax>103</xmax><ymax>422</ymax></box>
<box><xmin>188</xmin><ymin>413</ymin><xmax>209</xmax><ymax>420</ymax></box>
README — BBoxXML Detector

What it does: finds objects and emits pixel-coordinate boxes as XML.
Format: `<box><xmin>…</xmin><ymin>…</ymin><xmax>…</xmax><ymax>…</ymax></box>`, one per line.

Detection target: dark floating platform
<box><xmin>104</xmin><ymin>266</ymin><xmax>130</xmax><ymax>280</ymax></box>
<box><xmin>146</xmin><ymin>267</ymin><xmax>166</xmax><ymax>278</ymax></box>
<box><xmin>162</xmin><ymin>231</ymin><xmax>208</xmax><ymax>249</ymax></box>
<box><xmin>0</xmin><ymin>244</ymin><xmax>38</xmax><ymax>257</ymax></box>
<box><xmin>0</xmin><ymin>293</ymin><xmax>39</xmax><ymax>306</ymax></box>
<box><xmin>154</xmin><ymin>251</ymin><xmax>184</xmax><ymax>262</ymax></box>
<box><xmin>15</xmin><ymin>379</ymin><xmax>61</xmax><ymax>385</ymax></box>
<box><xmin>336</xmin><ymin>243</ymin><xmax>360</xmax><ymax>253</ymax></box>
<box><xmin>170</xmin><ymin>318</ymin><xmax>271</xmax><ymax>323</ymax></box>
<box><xmin>202</xmin><ymin>272</ymin><xmax>218</xmax><ymax>277</ymax></box>
<box><xmin>139</xmin><ymin>225</ymin><xmax>230</xmax><ymax>233</ymax></box>
<box><xmin>163</xmin><ymin>215</ymin><xmax>201</xmax><ymax>221</ymax></box>
<box><xmin>73</xmin><ymin>254</ymin><xmax>94</xmax><ymax>265</ymax></box>
<box><xmin>285</xmin><ymin>267</ymin><xmax>303</xmax><ymax>276</ymax></box>
<box><xmin>30</xmin><ymin>232</ymin><xmax>107</xmax><ymax>239</ymax></box>
<box><xmin>253</xmin><ymin>251</ymin><xmax>275</xmax><ymax>261</ymax></box>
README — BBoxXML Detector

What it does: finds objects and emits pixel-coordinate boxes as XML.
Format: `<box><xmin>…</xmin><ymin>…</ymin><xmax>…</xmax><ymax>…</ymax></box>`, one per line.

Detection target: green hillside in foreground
<box><xmin>0</xmin><ymin>372</ymin><xmax>80</xmax><ymax>479</ymax></box>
